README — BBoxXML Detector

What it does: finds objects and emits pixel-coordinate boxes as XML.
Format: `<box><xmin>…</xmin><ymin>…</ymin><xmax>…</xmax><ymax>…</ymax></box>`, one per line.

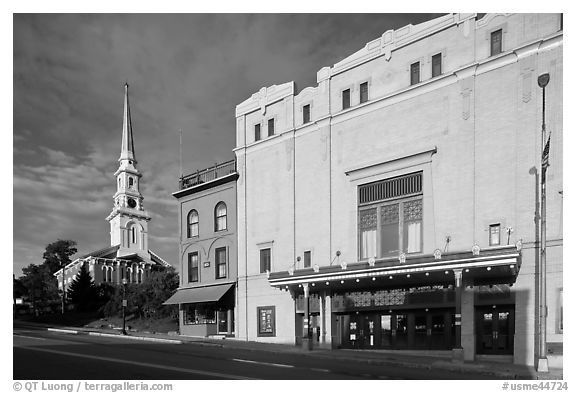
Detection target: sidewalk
<box><xmin>44</xmin><ymin>325</ymin><xmax>563</xmax><ymax>380</ymax></box>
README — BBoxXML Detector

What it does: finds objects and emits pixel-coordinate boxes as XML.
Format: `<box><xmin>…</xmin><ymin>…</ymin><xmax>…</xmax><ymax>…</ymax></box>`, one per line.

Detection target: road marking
<box><xmin>47</xmin><ymin>328</ymin><xmax>79</xmax><ymax>334</ymax></box>
<box><xmin>310</xmin><ymin>368</ymin><xmax>331</xmax><ymax>373</ymax></box>
<box><xmin>232</xmin><ymin>358</ymin><xmax>294</xmax><ymax>368</ymax></box>
<box><xmin>13</xmin><ymin>334</ymin><xmax>47</xmax><ymax>341</ymax></box>
<box><xmin>18</xmin><ymin>346</ymin><xmax>256</xmax><ymax>379</ymax></box>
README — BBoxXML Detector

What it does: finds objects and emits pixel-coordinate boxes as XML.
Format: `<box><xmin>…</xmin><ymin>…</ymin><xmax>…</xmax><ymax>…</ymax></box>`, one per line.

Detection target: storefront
<box><xmin>269</xmin><ymin>245</ymin><xmax>521</xmax><ymax>358</ymax></box>
<box><xmin>164</xmin><ymin>282</ymin><xmax>235</xmax><ymax>337</ymax></box>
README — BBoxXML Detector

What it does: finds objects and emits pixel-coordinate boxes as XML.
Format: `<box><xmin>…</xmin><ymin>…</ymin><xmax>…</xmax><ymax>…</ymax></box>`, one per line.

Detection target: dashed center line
<box><xmin>232</xmin><ymin>358</ymin><xmax>294</xmax><ymax>368</ymax></box>
<box><xmin>310</xmin><ymin>368</ymin><xmax>331</xmax><ymax>373</ymax></box>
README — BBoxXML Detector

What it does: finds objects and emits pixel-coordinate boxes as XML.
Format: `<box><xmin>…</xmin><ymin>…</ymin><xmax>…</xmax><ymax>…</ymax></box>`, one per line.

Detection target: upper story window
<box><xmin>254</xmin><ymin>124</ymin><xmax>261</xmax><ymax>142</ymax></box>
<box><xmin>215</xmin><ymin>247</ymin><xmax>227</xmax><ymax>279</ymax></box>
<box><xmin>268</xmin><ymin>118</ymin><xmax>275</xmax><ymax>137</ymax></box>
<box><xmin>260</xmin><ymin>248</ymin><xmax>271</xmax><ymax>273</ymax></box>
<box><xmin>303</xmin><ymin>250</ymin><xmax>311</xmax><ymax>268</ymax></box>
<box><xmin>489</xmin><ymin>224</ymin><xmax>501</xmax><ymax>246</ymax></box>
<box><xmin>342</xmin><ymin>89</ymin><xmax>351</xmax><ymax>110</ymax></box>
<box><xmin>215</xmin><ymin>202</ymin><xmax>227</xmax><ymax>231</ymax></box>
<box><xmin>410</xmin><ymin>62</ymin><xmax>420</xmax><ymax>85</ymax></box>
<box><xmin>359</xmin><ymin>82</ymin><xmax>369</xmax><ymax>104</ymax></box>
<box><xmin>358</xmin><ymin>172</ymin><xmax>423</xmax><ymax>259</ymax></box>
<box><xmin>302</xmin><ymin>104</ymin><xmax>311</xmax><ymax>124</ymax></box>
<box><xmin>187</xmin><ymin>210</ymin><xmax>199</xmax><ymax>238</ymax></box>
<box><xmin>129</xmin><ymin>177</ymin><xmax>134</xmax><ymax>188</ymax></box>
<box><xmin>490</xmin><ymin>29</ymin><xmax>503</xmax><ymax>56</ymax></box>
<box><xmin>188</xmin><ymin>252</ymin><xmax>199</xmax><ymax>282</ymax></box>
<box><xmin>432</xmin><ymin>53</ymin><xmax>442</xmax><ymax>78</ymax></box>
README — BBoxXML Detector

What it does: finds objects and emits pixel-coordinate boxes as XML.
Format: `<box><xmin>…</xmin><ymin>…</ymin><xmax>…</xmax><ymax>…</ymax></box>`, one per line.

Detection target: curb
<box><xmin>87</xmin><ymin>332</ymin><xmax>183</xmax><ymax>344</ymax></box>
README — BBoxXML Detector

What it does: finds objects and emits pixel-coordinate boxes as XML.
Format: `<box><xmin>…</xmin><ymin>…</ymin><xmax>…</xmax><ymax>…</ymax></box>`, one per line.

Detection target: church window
<box><xmin>187</xmin><ymin>210</ymin><xmax>199</xmax><ymax>238</ymax></box>
<box><xmin>118</xmin><ymin>178</ymin><xmax>122</xmax><ymax>188</ymax></box>
<box><xmin>130</xmin><ymin>226</ymin><xmax>137</xmax><ymax>245</ymax></box>
<box><xmin>215</xmin><ymin>202</ymin><xmax>227</xmax><ymax>231</ymax></box>
<box><xmin>129</xmin><ymin>177</ymin><xmax>134</xmax><ymax>188</ymax></box>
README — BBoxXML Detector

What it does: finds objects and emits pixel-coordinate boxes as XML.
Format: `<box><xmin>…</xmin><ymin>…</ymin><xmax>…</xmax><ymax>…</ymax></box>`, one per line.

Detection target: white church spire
<box><xmin>107</xmin><ymin>83</ymin><xmax>151</xmax><ymax>255</ymax></box>
<box><xmin>120</xmin><ymin>83</ymin><xmax>136</xmax><ymax>163</ymax></box>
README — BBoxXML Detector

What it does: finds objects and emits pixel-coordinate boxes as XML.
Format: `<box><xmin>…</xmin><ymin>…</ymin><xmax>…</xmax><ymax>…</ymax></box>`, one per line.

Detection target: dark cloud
<box><xmin>13</xmin><ymin>13</ymin><xmax>445</xmax><ymax>275</ymax></box>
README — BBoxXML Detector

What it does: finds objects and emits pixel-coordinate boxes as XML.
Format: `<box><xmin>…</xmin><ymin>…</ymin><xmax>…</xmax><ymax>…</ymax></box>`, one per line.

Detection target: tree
<box><xmin>19</xmin><ymin>263</ymin><xmax>60</xmax><ymax>314</ymax></box>
<box><xmin>43</xmin><ymin>239</ymin><xmax>78</xmax><ymax>275</ymax></box>
<box><xmin>102</xmin><ymin>267</ymin><xmax>179</xmax><ymax>319</ymax></box>
<box><xmin>67</xmin><ymin>264</ymin><xmax>97</xmax><ymax>311</ymax></box>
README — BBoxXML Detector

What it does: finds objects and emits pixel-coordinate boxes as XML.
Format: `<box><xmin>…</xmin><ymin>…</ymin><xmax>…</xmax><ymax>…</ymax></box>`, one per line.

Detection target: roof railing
<box><xmin>179</xmin><ymin>159</ymin><xmax>236</xmax><ymax>190</ymax></box>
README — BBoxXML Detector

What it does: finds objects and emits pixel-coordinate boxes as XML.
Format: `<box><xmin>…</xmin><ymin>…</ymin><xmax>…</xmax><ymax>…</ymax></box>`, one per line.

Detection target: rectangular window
<box><xmin>302</xmin><ymin>104</ymin><xmax>310</xmax><ymax>124</ymax></box>
<box><xmin>410</xmin><ymin>62</ymin><xmax>420</xmax><ymax>85</ymax></box>
<box><xmin>360</xmin><ymin>82</ymin><xmax>369</xmax><ymax>104</ymax></box>
<box><xmin>260</xmin><ymin>248</ymin><xmax>271</xmax><ymax>273</ymax></box>
<box><xmin>254</xmin><ymin>123</ymin><xmax>261</xmax><ymax>141</ymax></box>
<box><xmin>183</xmin><ymin>304</ymin><xmax>216</xmax><ymax>325</ymax></box>
<box><xmin>257</xmin><ymin>306</ymin><xmax>276</xmax><ymax>337</ymax></box>
<box><xmin>489</xmin><ymin>224</ymin><xmax>501</xmax><ymax>246</ymax></box>
<box><xmin>215</xmin><ymin>247</ymin><xmax>227</xmax><ymax>279</ymax></box>
<box><xmin>358</xmin><ymin>172</ymin><xmax>423</xmax><ymax>259</ymax></box>
<box><xmin>342</xmin><ymin>89</ymin><xmax>351</xmax><ymax>110</ymax></box>
<box><xmin>432</xmin><ymin>53</ymin><xmax>442</xmax><ymax>77</ymax></box>
<box><xmin>303</xmin><ymin>251</ymin><xmax>311</xmax><ymax>268</ymax></box>
<box><xmin>490</xmin><ymin>29</ymin><xmax>502</xmax><ymax>56</ymax></box>
<box><xmin>268</xmin><ymin>118</ymin><xmax>275</xmax><ymax>137</ymax></box>
<box><xmin>188</xmin><ymin>252</ymin><xmax>199</xmax><ymax>283</ymax></box>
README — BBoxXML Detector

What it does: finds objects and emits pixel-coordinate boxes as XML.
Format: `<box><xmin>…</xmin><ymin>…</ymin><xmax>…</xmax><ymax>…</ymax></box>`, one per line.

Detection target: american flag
<box><xmin>542</xmin><ymin>133</ymin><xmax>551</xmax><ymax>170</ymax></box>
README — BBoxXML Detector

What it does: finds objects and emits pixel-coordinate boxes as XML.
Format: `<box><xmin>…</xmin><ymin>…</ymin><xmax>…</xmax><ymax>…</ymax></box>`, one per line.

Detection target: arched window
<box><xmin>187</xmin><ymin>210</ymin><xmax>199</xmax><ymax>238</ymax></box>
<box><xmin>215</xmin><ymin>202</ymin><xmax>227</xmax><ymax>231</ymax></box>
<box><xmin>129</xmin><ymin>177</ymin><xmax>134</xmax><ymax>188</ymax></box>
<box><xmin>131</xmin><ymin>226</ymin><xmax>136</xmax><ymax>244</ymax></box>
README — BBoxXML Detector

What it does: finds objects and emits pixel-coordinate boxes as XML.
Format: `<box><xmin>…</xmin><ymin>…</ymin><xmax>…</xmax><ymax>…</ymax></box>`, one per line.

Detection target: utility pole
<box><xmin>536</xmin><ymin>72</ymin><xmax>550</xmax><ymax>373</ymax></box>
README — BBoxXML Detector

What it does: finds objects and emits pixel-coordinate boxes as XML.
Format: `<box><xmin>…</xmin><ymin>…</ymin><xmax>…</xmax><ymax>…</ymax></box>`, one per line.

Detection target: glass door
<box><xmin>476</xmin><ymin>306</ymin><xmax>515</xmax><ymax>355</ymax></box>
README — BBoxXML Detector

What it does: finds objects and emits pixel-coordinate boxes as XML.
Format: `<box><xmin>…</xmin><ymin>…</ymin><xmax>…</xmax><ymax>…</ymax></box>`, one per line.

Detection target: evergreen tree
<box><xmin>67</xmin><ymin>264</ymin><xmax>96</xmax><ymax>311</ymax></box>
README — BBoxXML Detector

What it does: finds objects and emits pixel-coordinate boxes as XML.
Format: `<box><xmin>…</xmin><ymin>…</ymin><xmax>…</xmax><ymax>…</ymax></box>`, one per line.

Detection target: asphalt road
<box><xmin>14</xmin><ymin>323</ymin><xmax>496</xmax><ymax>380</ymax></box>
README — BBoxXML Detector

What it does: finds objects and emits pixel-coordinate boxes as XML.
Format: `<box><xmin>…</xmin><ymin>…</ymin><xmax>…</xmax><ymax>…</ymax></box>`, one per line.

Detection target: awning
<box><xmin>163</xmin><ymin>283</ymin><xmax>234</xmax><ymax>305</ymax></box>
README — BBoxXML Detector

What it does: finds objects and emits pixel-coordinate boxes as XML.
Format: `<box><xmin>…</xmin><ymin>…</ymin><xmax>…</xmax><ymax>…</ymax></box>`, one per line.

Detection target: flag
<box><xmin>542</xmin><ymin>133</ymin><xmax>551</xmax><ymax>170</ymax></box>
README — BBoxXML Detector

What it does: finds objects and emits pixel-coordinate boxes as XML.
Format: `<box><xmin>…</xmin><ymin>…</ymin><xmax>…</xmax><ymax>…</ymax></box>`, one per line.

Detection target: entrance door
<box><xmin>476</xmin><ymin>306</ymin><xmax>515</xmax><ymax>355</ymax></box>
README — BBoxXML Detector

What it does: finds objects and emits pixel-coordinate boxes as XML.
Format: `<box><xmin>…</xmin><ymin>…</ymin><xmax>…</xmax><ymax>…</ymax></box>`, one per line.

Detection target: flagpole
<box><xmin>179</xmin><ymin>129</ymin><xmax>183</xmax><ymax>187</ymax></box>
<box><xmin>537</xmin><ymin>73</ymin><xmax>550</xmax><ymax>373</ymax></box>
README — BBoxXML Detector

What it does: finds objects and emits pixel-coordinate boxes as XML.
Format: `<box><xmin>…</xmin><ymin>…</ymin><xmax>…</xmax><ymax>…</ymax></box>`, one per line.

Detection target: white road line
<box><xmin>18</xmin><ymin>346</ymin><xmax>256</xmax><ymax>380</ymax></box>
<box><xmin>47</xmin><ymin>328</ymin><xmax>79</xmax><ymax>334</ymax></box>
<box><xmin>310</xmin><ymin>368</ymin><xmax>331</xmax><ymax>373</ymax></box>
<box><xmin>13</xmin><ymin>334</ymin><xmax>47</xmax><ymax>341</ymax></box>
<box><xmin>232</xmin><ymin>358</ymin><xmax>295</xmax><ymax>368</ymax></box>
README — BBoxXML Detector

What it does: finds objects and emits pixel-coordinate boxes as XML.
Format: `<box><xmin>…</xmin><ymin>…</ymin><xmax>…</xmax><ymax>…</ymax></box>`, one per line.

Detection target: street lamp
<box><xmin>121</xmin><ymin>278</ymin><xmax>128</xmax><ymax>335</ymax></box>
<box><xmin>536</xmin><ymin>73</ymin><xmax>550</xmax><ymax>373</ymax></box>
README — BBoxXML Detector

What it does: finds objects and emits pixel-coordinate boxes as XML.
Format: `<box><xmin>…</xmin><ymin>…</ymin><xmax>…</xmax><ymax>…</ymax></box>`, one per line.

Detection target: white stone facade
<box><xmin>234</xmin><ymin>13</ymin><xmax>562</xmax><ymax>365</ymax></box>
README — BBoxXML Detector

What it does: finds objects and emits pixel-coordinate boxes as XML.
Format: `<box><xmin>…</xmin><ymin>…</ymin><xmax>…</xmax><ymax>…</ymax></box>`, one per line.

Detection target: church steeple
<box><xmin>120</xmin><ymin>83</ymin><xmax>136</xmax><ymax>163</ymax></box>
<box><xmin>106</xmin><ymin>83</ymin><xmax>151</xmax><ymax>256</ymax></box>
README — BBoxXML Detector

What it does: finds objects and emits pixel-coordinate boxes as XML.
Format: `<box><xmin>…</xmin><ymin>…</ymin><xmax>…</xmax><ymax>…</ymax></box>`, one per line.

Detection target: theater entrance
<box><xmin>475</xmin><ymin>306</ymin><xmax>515</xmax><ymax>355</ymax></box>
<box><xmin>339</xmin><ymin>309</ymin><xmax>455</xmax><ymax>350</ymax></box>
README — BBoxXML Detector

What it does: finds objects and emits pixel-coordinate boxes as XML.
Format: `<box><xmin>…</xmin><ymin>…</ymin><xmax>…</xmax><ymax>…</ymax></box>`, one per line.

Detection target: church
<box><xmin>54</xmin><ymin>84</ymin><xmax>170</xmax><ymax>290</ymax></box>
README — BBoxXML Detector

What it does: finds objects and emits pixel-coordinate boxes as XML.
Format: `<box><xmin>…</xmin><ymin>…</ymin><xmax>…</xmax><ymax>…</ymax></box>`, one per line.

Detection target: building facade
<box><xmin>166</xmin><ymin>160</ymin><xmax>239</xmax><ymax>337</ymax></box>
<box><xmin>55</xmin><ymin>84</ymin><xmax>171</xmax><ymax>290</ymax></box>
<box><xmin>234</xmin><ymin>13</ymin><xmax>562</xmax><ymax>367</ymax></box>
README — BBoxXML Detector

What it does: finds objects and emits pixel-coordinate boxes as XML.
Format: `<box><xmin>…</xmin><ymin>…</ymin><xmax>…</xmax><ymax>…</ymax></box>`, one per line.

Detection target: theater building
<box><xmin>165</xmin><ymin>160</ymin><xmax>239</xmax><ymax>337</ymax></box>
<box><xmin>233</xmin><ymin>13</ymin><xmax>562</xmax><ymax>366</ymax></box>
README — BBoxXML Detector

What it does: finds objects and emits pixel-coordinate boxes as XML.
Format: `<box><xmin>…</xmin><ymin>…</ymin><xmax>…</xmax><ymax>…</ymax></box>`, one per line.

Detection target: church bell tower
<box><xmin>106</xmin><ymin>83</ymin><xmax>151</xmax><ymax>257</ymax></box>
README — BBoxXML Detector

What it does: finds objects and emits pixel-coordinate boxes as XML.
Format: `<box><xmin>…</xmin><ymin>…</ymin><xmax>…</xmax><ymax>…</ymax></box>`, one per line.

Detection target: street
<box><xmin>13</xmin><ymin>322</ymin><xmax>502</xmax><ymax>380</ymax></box>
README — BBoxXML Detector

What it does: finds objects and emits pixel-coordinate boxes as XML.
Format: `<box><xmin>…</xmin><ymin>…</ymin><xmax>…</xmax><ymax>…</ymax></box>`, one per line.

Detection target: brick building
<box><xmin>233</xmin><ymin>13</ymin><xmax>562</xmax><ymax>367</ymax></box>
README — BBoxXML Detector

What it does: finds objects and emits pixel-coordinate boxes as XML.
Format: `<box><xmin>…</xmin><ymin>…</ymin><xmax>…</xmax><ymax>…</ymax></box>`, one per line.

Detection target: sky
<box><xmin>13</xmin><ymin>13</ymin><xmax>447</xmax><ymax>276</ymax></box>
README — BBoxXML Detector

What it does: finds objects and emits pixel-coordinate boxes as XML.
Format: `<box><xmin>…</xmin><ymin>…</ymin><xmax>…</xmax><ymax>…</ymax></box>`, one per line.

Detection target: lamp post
<box><xmin>121</xmin><ymin>278</ymin><xmax>128</xmax><ymax>335</ymax></box>
<box><xmin>536</xmin><ymin>73</ymin><xmax>550</xmax><ymax>373</ymax></box>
